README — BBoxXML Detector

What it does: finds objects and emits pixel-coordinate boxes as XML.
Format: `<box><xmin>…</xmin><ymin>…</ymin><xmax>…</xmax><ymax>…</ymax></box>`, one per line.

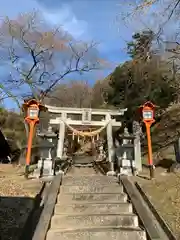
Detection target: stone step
<box><xmin>66</xmin><ymin>167</ymin><xmax>98</xmax><ymax>176</ymax></box>
<box><xmin>73</xmin><ymin>163</ymin><xmax>93</xmax><ymax>167</ymax></box>
<box><xmin>57</xmin><ymin>193</ymin><xmax>128</xmax><ymax>203</ymax></box>
<box><xmin>60</xmin><ymin>185</ymin><xmax>123</xmax><ymax>194</ymax></box>
<box><xmin>62</xmin><ymin>176</ymin><xmax>119</xmax><ymax>186</ymax></box>
<box><xmin>46</xmin><ymin>227</ymin><xmax>146</xmax><ymax>240</ymax></box>
<box><xmin>72</xmin><ymin>156</ymin><xmax>93</xmax><ymax>164</ymax></box>
<box><xmin>50</xmin><ymin>214</ymin><xmax>139</xmax><ymax>229</ymax></box>
<box><xmin>55</xmin><ymin>202</ymin><xmax>133</xmax><ymax>215</ymax></box>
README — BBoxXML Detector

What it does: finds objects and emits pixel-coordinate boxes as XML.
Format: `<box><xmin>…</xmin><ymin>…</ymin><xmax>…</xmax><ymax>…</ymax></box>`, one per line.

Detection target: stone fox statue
<box><xmin>0</xmin><ymin>129</ymin><xmax>21</xmax><ymax>164</ymax></box>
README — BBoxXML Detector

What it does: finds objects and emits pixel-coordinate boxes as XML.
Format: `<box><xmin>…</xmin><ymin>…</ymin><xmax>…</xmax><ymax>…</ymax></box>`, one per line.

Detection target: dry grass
<box><xmin>0</xmin><ymin>164</ymin><xmax>43</xmax><ymax>240</ymax></box>
<box><xmin>137</xmin><ymin>167</ymin><xmax>180</xmax><ymax>239</ymax></box>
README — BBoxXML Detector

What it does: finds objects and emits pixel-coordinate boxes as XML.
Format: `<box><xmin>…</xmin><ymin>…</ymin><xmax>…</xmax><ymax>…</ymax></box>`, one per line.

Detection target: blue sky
<box><xmin>0</xmin><ymin>0</ymin><xmax>171</xmax><ymax>109</ymax></box>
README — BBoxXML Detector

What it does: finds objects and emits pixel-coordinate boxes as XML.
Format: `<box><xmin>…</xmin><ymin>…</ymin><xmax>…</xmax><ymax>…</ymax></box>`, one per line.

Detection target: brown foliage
<box><xmin>0</xmin><ymin>108</ymin><xmax>25</xmax><ymax>145</ymax></box>
<box><xmin>45</xmin><ymin>76</ymin><xmax>113</xmax><ymax>110</ymax></box>
<box><xmin>45</xmin><ymin>80</ymin><xmax>93</xmax><ymax>108</ymax></box>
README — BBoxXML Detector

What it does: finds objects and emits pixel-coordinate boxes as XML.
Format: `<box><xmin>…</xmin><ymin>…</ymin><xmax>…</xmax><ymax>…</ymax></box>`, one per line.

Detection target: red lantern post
<box><xmin>140</xmin><ymin>101</ymin><xmax>156</xmax><ymax>179</ymax></box>
<box><xmin>22</xmin><ymin>99</ymin><xmax>46</xmax><ymax>178</ymax></box>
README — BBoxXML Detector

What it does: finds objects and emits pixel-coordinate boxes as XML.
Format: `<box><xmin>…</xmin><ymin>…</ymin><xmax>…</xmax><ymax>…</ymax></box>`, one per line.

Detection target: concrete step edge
<box><xmin>61</xmin><ymin>184</ymin><xmax>121</xmax><ymax>187</ymax></box>
<box><xmin>55</xmin><ymin>202</ymin><xmax>132</xmax><ymax>206</ymax></box>
<box><xmin>57</xmin><ymin>200</ymin><xmax>128</xmax><ymax>204</ymax></box>
<box><xmin>63</xmin><ymin>175</ymin><xmax>117</xmax><ymax>177</ymax></box>
<box><xmin>62</xmin><ymin>179</ymin><xmax>119</xmax><ymax>181</ymax></box>
<box><xmin>47</xmin><ymin>226</ymin><xmax>144</xmax><ymax>233</ymax></box>
<box><xmin>58</xmin><ymin>192</ymin><xmax>125</xmax><ymax>195</ymax></box>
<box><xmin>55</xmin><ymin>203</ymin><xmax>132</xmax><ymax>210</ymax></box>
<box><xmin>62</xmin><ymin>179</ymin><xmax>120</xmax><ymax>182</ymax></box>
<box><xmin>60</xmin><ymin>188</ymin><xmax>123</xmax><ymax>191</ymax></box>
<box><xmin>60</xmin><ymin>185</ymin><xmax>121</xmax><ymax>187</ymax></box>
<box><xmin>62</xmin><ymin>181</ymin><xmax>119</xmax><ymax>183</ymax></box>
<box><xmin>53</xmin><ymin>212</ymin><xmax>134</xmax><ymax>216</ymax></box>
<box><xmin>62</xmin><ymin>176</ymin><xmax>118</xmax><ymax>179</ymax></box>
<box><xmin>60</xmin><ymin>190</ymin><xmax>124</xmax><ymax>193</ymax></box>
<box><xmin>52</xmin><ymin>213</ymin><xmax>137</xmax><ymax>217</ymax></box>
<box><xmin>57</xmin><ymin>193</ymin><xmax>128</xmax><ymax>197</ymax></box>
<box><xmin>58</xmin><ymin>194</ymin><xmax>127</xmax><ymax>199</ymax></box>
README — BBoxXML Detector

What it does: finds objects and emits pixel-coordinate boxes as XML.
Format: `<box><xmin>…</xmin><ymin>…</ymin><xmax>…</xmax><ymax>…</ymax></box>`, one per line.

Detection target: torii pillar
<box><xmin>106</xmin><ymin>113</ymin><xmax>116</xmax><ymax>176</ymax></box>
<box><xmin>56</xmin><ymin>112</ymin><xmax>67</xmax><ymax>159</ymax></box>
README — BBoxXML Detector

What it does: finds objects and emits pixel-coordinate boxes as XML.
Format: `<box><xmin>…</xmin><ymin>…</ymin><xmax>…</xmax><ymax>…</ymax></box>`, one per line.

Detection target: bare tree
<box><xmin>0</xmin><ymin>12</ymin><xmax>103</xmax><ymax>105</ymax></box>
<box><xmin>121</xmin><ymin>0</ymin><xmax>180</xmax><ymax>35</ymax></box>
<box><xmin>45</xmin><ymin>80</ymin><xmax>93</xmax><ymax>108</ymax></box>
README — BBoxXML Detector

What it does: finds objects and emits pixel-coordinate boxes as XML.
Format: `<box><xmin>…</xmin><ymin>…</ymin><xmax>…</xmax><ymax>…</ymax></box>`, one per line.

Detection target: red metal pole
<box><xmin>145</xmin><ymin>122</ymin><xmax>154</xmax><ymax>179</ymax></box>
<box><xmin>25</xmin><ymin>120</ymin><xmax>36</xmax><ymax>178</ymax></box>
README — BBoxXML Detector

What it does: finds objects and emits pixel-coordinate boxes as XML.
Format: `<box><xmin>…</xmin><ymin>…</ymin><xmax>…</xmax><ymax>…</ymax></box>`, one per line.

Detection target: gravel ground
<box><xmin>137</xmin><ymin>167</ymin><xmax>180</xmax><ymax>239</ymax></box>
<box><xmin>0</xmin><ymin>164</ymin><xmax>43</xmax><ymax>240</ymax></box>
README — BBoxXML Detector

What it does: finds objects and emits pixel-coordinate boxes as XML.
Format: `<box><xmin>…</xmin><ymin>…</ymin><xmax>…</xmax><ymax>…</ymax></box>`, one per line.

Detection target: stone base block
<box><xmin>106</xmin><ymin>171</ymin><xmax>116</xmax><ymax>176</ymax></box>
<box><xmin>33</xmin><ymin>159</ymin><xmax>54</xmax><ymax>178</ymax></box>
<box><xmin>119</xmin><ymin>167</ymin><xmax>136</xmax><ymax>176</ymax></box>
<box><xmin>121</xmin><ymin>159</ymin><xmax>135</xmax><ymax>168</ymax></box>
<box><xmin>56</xmin><ymin>170</ymin><xmax>64</xmax><ymax>175</ymax></box>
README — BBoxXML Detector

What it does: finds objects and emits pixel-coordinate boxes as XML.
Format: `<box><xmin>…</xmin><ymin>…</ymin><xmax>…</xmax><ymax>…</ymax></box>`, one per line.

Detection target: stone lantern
<box><xmin>116</xmin><ymin>127</ymin><xmax>135</xmax><ymax>176</ymax></box>
<box><xmin>33</xmin><ymin>126</ymin><xmax>57</xmax><ymax>178</ymax></box>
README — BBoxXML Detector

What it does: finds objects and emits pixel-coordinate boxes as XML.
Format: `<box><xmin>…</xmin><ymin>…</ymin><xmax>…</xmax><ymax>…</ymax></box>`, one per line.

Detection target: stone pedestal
<box><xmin>119</xmin><ymin>165</ymin><xmax>135</xmax><ymax>176</ymax></box>
<box><xmin>34</xmin><ymin>159</ymin><xmax>54</xmax><ymax>178</ymax></box>
<box><xmin>119</xmin><ymin>146</ymin><xmax>135</xmax><ymax>176</ymax></box>
<box><xmin>107</xmin><ymin>167</ymin><xmax>116</xmax><ymax>176</ymax></box>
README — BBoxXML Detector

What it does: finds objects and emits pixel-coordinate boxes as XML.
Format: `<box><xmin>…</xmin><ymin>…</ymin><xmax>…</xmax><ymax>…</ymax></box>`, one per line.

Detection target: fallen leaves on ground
<box><xmin>137</xmin><ymin>168</ymin><xmax>180</xmax><ymax>239</ymax></box>
<box><xmin>0</xmin><ymin>164</ymin><xmax>42</xmax><ymax>240</ymax></box>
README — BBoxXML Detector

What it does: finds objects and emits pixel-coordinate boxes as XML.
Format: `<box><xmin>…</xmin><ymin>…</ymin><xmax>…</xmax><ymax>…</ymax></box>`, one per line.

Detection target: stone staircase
<box><xmin>46</xmin><ymin>175</ymin><xmax>147</xmax><ymax>240</ymax></box>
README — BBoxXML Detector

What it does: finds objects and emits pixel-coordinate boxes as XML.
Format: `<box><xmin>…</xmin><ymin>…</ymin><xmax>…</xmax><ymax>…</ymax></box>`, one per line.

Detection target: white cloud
<box><xmin>42</xmin><ymin>4</ymin><xmax>88</xmax><ymax>39</ymax></box>
<box><xmin>0</xmin><ymin>0</ymin><xmax>88</xmax><ymax>40</ymax></box>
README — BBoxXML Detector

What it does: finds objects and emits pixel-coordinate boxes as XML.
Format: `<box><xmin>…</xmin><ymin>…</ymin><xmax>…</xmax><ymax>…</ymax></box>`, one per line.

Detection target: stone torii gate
<box><xmin>45</xmin><ymin>105</ymin><xmax>127</xmax><ymax>174</ymax></box>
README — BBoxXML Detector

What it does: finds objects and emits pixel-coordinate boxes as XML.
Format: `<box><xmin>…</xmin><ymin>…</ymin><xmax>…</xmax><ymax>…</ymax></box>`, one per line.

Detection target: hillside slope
<box><xmin>148</xmin><ymin>103</ymin><xmax>180</xmax><ymax>153</ymax></box>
